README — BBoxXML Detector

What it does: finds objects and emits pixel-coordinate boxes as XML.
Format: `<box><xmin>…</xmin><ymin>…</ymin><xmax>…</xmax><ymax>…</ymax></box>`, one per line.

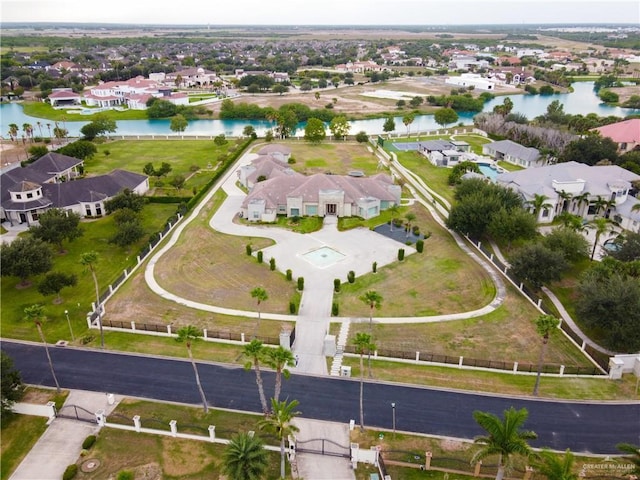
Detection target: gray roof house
<box><xmin>483</xmin><ymin>139</ymin><xmax>543</xmax><ymax>168</ymax></box>
<box><xmin>1</xmin><ymin>153</ymin><xmax>148</xmax><ymax>226</ymax></box>
<box><xmin>496</xmin><ymin>161</ymin><xmax>640</xmax><ymax>231</ymax></box>
<box><xmin>239</xmin><ymin>155</ymin><xmax>400</xmax><ymax>222</ymax></box>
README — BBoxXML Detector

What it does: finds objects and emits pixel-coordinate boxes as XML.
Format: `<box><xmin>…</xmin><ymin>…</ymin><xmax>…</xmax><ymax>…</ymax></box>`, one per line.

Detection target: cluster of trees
<box><xmin>219</xmin><ymin>99</ymin><xmax>335</xmax><ymax>123</ymax></box>
<box><xmin>426</xmin><ymin>91</ymin><xmax>493</xmax><ymax>112</ymax></box>
<box><xmin>303</xmin><ymin>115</ymin><xmax>351</xmax><ymax>143</ymax></box>
<box><xmin>79</xmin><ymin>114</ymin><xmax>117</xmax><ymax>140</ymax></box>
<box><xmin>145</xmin><ymin>98</ymin><xmax>209</xmax><ymax>120</ymax></box>
<box><xmin>557</xmin><ymin>134</ymin><xmax>640</xmax><ymax>174</ymax></box>
<box><xmin>104</xmin><ymin>190</ymin><xmax>148</xmax><ymax>247</ymax></box>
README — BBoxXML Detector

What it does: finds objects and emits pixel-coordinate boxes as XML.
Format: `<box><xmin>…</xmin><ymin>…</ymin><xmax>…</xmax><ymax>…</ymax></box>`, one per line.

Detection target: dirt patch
<box><xmin>22</xmin><ymin>388</ymin><xmax>55</xmax><ymax>404</ymax></box>
<box><xmin>441</xmin><ymin>439</ymin><xmax>467</xmax><ymax>452</ymax></box>
<box><xmin>161</xmin><ymin>437</ymin><xmax>213</xmax><ymax>476</ymax></box>
<box><xmin>131</xmin><ymin>463</ymin><xmax>162</xmax><ymax>480</ymax></box>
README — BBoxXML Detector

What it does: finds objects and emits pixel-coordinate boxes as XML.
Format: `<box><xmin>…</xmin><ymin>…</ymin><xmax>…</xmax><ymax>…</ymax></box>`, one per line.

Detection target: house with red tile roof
<box><xmin>592</xmin><ymin>119</ymin><xmax>640</xmax><ymax>154</ymax></box>
<box><xmin>48</xmin><ymin>88</ymin><xmax>82</xmax><ymax>107</ymax></box>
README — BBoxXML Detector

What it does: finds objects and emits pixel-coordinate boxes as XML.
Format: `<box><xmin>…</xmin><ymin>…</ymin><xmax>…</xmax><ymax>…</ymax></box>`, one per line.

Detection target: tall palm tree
<box><xmin>8</xmin><ymin>123</ymin><xmax>18</xmax><ymax>142</ymax></box>
<box><xmin>531</xmin><ymin>449</ymin><xmax>578</xmax><ymax>480</ymax></box>
<box><xmin>242</xmin><ymin>340</ymin><xmax>269</xmax><ymax>415</ymax></box>
<box><xmin>555</xmin><ymin>212</ymin><xmax>586</xmax><ymax>232</ymax></box>
<box><xmin>266</xmin><ymin>346</ymin><xmax>294</xmax><ymax>404</ymax></box>
<box><xmin>80</xmin><ymin>251</ymin><xmax>104</xmax><ymax>348</ymax></box>
<box><xmin>46</xmin><ymin>123</ymin><xmax>52</xmax><ymax>142</ymax></box>
<box><xmin>24</xmin><ymin>304</ymin><xmax>61</xmax><ymax>393</ymax></box>
<box><xmin>250</xmin><ymin>287</ymin><xmax>268</xmax><ymax>339</ymax></box>
<box><xmin>176</xmin><ymin>326</ymin><xmax>209</xmax><ymax>413</ymax></box>
<box><xmin>556</xmin><ymin>190</ymin><xmax>572</xmax><ymax>214</ymax></box>
<box><xmin>222</xmin><ymin>431</ymin><xmax>269</xmax><ymax>480</ymax></box>
<box><xmin>259</xmin><ymin>398</ymin><xmax>300</xmax><ymax>479</ymax></box>
<box><xmin>587</xmin><ymin>217</ymin><xmax>616</xmax><ymax>260</ymax></box>
<box><xmin>36</xmin><ymin>121</ymin><xmax>44</xmax><ymax>140</ymax></box>
<box><xmin>388</xmin><ymin>204</ymin><xmax>400</xmax><ymax>232</ymax></box>
<box><xmin>532</xmin><ymin>314</ymin><xmax>560</xmax><ymax>396</ymax></box>
<box><xmin>404</xmin><ymin>212</ymin><xmax>416</xmax><ymax>237</ymax></box>
<box><xmin>402</xmin><ymin>113</ymin><xmax>415</xmax><ymax>137</ymax></box>
<box><xmin>22</xmin><ymin>123</ymin><xmax>33</xmax><ymax>143</ymax></box>
<box><xmin>353</xmin><ymin>333</ymin><xmax>375</xmax><ymax>431</ymax></box>
<box><xmin>616</xmin><ymin>443</ymin><xmax>640</xmax><ymax>475</ymax></box>
<box><xmin>471</xmin><ymin>407</ymin><xmax>537</xmax><ymax>480</ymax></box>
<box><xmin>572</xmin><ymin>191</ymin><xmax>591</xmax><ymax>216</ymax></box>
<box><xmin>528</xmin><ymin>194</ymin><xmax>552</xmax><ymax>220</ymax></box>
<box><xmin>359</xmin><ymin>290</ymin><xmax>382</xmax><ymax>378</ymax></box>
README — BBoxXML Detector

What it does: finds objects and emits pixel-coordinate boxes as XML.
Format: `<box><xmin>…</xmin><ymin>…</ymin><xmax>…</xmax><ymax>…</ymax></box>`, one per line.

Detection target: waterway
<box><xmin>1</xmin><ymin>81</ymin><xmax>638</xmax><ymax>138</ymax></box>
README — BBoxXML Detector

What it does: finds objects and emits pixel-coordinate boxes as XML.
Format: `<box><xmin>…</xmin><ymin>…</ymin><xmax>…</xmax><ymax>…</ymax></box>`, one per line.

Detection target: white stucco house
<box><xmin>483</xmin><ymin>139</ymin><xmax>544</xmax><ymax>168</ymax></box>
<box><xmin>238</xmin><ymin>145</ymin><xmax>400</xmax><ymax>222</ymax></box>
<box><xmin>445</xmin><ymin>73</ymin><xmax>496</xmax><ymax>91</ymax></box>
<box><xmin>496</xmin><ymin>161</ymin><xmax>640</xmax><ymax>231</ymax></box>
<box><xmin>1</xmin><ymin>153</ymin><xmax>148</xmax><ymax>226</ymax></box>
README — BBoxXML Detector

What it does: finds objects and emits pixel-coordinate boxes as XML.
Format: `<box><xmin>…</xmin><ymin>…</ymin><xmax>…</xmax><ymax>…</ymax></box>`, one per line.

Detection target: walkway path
<box><xmin>10</xmin><ymin>390</ymin><xmax>121</xmax><ymax>480</ymax></box>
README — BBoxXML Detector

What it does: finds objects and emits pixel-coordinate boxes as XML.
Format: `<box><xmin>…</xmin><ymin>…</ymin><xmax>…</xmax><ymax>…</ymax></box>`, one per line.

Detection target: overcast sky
<box><xmin>2</xmin><ymin>0</ymin><xmax>639</xmax><ymax>25</ymax></box>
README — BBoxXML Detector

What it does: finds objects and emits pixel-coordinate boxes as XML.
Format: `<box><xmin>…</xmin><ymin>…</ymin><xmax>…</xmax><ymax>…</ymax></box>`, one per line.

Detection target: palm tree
<box><xmin>404</xmin><ymin>212</ymin><xmax>416</xmax><ymax>237</ymax></box>
<box><xmin>532</xmin><ymin>315</ymin><xmax>560</xmax><ymax>396</ymax></box>
<box><xmin>556</xmin><ymin>190</ymin><xmax>572</xmax><ymax>214</ymax></box>
<box><xmin>259</xmin><ymin>398</ymin><xmax>300</xmax><ymax>479</ymax></box>
<box><xmin>24</xmin><ymin>304</ymin><xmax>61</xmax><ymax>393</ymax></box>
<box><xmin>22</xmin><ymin>123</ymin><xmax>33</xmax><ymax>143</ymax></box>
<box><xmin>46</xmin><ymin>123</ymin><xmax>52</xmax><ymax>142</ymax></box>
<box><xmin>528</xmin><ymin>194</ymin><xmax>552</xmax><ymax>220</ymax></box>
<box><xmin>176</xmin><ymin>326</ymin><xmax>209</xmax><ymax>413</ymax></box>
<box><xmin>223</xmin><ymin>431</ymin><xmax>269</xmax><ymax>480</ymax></box>
<box><xmin>471</xmin><ymin>407</ymin><xmax>537</xmax><ymax>480</ymax></box>
<box><xmin>531</xmin><ymin>449</ymin><xmax>578</xmax><ymax>480</ymax></box>
<box><xmin>266</xmin><ymin>346</ymin><xmax>294</xmax><ymax>404</ymax></box>
<box><xmin>587</xmin><ymin>217</ymin><xmax>616</xmax><ymax>260</ymax></box>
<box><xmin>402</xmin><ymin>113</ymin><xmax>415</xmax><ymax>137</ymax></box>
<box><xmin>388</xmin><ymin>204</ymin><xmax>399</xmax><ymax>232</ymax></box>
<box><xmin>359</xmin><ymin>290</ymin><xmax>382</xmax><ymax>378</ymax></box>
<box><xmin>36</xmin><ymin>121</ymin><xmax>44</xmax><ymax>140</ymax></box>
<box><xmin>80</xmin><ymin>251</ymin><xmax>104</xmax><ymax>348</ymax></box>
<box><xmin>8</xmin><ymin>123</ymin><xmax>18</xmax><ymax>142</ymax></box>
<box><xmin>352</xmin><ymin>332</ymin><xmax>375</xmax><ymax>431</ymax></box>
<box><xmin>250</xmin><ymin>287</ymin><xmax>268</xmax><ymax>338</ymax></box>
<box><xmin>242</xmin><ymin>340</ymin><xmax>269</xmax><ymax>415</ymax></box>
<box><xmin>616</xmin><ymin>443</ymin><xmax>640</xmax><ymax>475</ymax></box>
<box><xmin>555</xmin><ymin>212</ymin><xmax>586</xmax><ymax>232</ymax></box>
<box><xmin>572</xmin><ymin>191</ymin><xmax>591</xmax><ymax>216</ymax></box>
<box><xmin>591</xmin><ymin>195</ymin><xmax>609</xmax><ymax>217</ymax></box>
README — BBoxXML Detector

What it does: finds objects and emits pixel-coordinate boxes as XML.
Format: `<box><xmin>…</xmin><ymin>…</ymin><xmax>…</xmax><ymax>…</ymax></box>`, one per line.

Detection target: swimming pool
<box><xmin>477</xmin><ymin>162</ymin><xmax>499</xmax><ymax>180</ymax></box>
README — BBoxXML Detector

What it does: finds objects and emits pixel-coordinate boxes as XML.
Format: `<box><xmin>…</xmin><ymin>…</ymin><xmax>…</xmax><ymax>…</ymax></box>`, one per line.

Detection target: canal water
<box><xmin>1</xmin><ymin>82</ymin><xmax>638</xmax><ymax>138</ymax></box>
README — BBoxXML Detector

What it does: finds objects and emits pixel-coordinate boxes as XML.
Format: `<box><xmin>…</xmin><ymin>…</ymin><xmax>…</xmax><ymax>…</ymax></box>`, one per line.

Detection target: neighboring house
<box><xmin>418</xmin><ymin>140</ymin><xmax>470</xmax><ymax>166</ymax></box>
<box><xmin>483</xmin><ymin>140</ymin><xmax>543</xmax><ymax>168</ymax></box>
<box><xmin>495</xmin><ymin>161</ymin><xmax>640</xmax><ymax>230</ymax></box>
<box><xmin>166</xmin><ymin>67</ymin><xmax>219</xmax><ymax>87</ymax></box>
<box><xmin>47</xmin><ymin>88</ymin><xmax>82</xmax><ymax>107</ymax></box>
<box><xmin>591</xmin><ymin>119</ymin><xmax>640</xmax><ymax>154</ymax></box>
<box><xmin>445</xmin><ymin>73</ymin><xmax>496</xmax><ymax>91</ymax></box>
<box><xmin>239</xmin><ymin>146</ymin><xmax>400</xmax><ymax>222</ymax></box>
<box><xmin>83</xmin><ymin>76</ymin><xmax>187</xmax><ymax>110</ymax></box>
<box><xmin>334</xmin><ymin>61</ymin><xmax>385</xmax><ymax>73</ymax></box>
<box><xmin>0</xmin><ymin>153</ymin><xmax>148</xmax><ymax>226</ymax></box>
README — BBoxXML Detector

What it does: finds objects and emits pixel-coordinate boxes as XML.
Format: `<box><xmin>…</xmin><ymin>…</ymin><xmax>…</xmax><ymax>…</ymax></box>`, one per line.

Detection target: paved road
<box><xmin>3</xmin><ymin>340</ymin><xmax>638</xmax><ymax>454</ymax></box>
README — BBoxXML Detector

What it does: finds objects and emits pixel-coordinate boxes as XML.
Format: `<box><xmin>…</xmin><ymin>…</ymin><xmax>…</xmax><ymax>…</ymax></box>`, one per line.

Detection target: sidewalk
<box><xmin>10</xmin><ymin>390</ymin><xmax>121</xmax><ymax>480</ymax></box>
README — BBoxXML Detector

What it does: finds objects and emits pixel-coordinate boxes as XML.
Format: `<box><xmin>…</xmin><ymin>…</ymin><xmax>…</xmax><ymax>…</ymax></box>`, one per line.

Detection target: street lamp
<box><xmin>65</xmin><ymin>310</ymin><xmax>75</xmax><ymax>341</ymax></box>
<box><xmin>391</xmin><ymin>402</ymin><xmax>396</xmax><ymax>437</ymax></box>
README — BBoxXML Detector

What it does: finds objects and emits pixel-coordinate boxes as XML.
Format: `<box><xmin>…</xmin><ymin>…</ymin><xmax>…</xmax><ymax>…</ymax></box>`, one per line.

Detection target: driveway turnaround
<box><xmin>4</xmin><ymin>341</ymin><xmax>638</xmax><ymax>455</ymax></box>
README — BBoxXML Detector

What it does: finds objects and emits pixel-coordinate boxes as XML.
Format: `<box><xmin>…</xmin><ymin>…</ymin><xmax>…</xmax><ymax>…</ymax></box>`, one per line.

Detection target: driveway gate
<box><xmin>295</xmin><ymin>438</ymin><xmax>351</xmax><ymax>458</ymax></box>
<box><xmin>56</xmin><ymin>404</ymin><xmax>97</xmax><ymax>424</ymax></box>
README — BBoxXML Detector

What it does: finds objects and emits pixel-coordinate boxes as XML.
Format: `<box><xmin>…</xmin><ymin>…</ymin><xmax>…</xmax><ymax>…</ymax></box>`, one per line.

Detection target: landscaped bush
<box><xmin>398</xmin><ymin>248</ymin><xmax>405</xmax><ymax>261</ymax></box>
<box><xmin>347</xmin><ymin>271</ymin><xmax>355</xmax><ymax>283</ymax></box>
<box><xmin>63</xmin><ymin>464</ymin><xmax>78</xmax><ymax>480</ymax></box>
<box><xmin>214</xmin><ymin>134</ymin><xmax>228</xmax><ymax>145</ymax></box>
<box><xmin>416</xmin><ymin>240</ymin><xmax>424</xmax><ymax>253</ymax></box>
<box><xmin>82</xmin><ymin>435</ymin><xmax>96</xmax><ymax>449</ymax></box>
<box><xmin>246</xmin><ymin>244</ymin><xmax>252</xmax><ymax>256</ymax></box>
<box><xmin>286</xmin><ymin>269</ymin><xmax>292</xmax><ymax>281</ymax></box>
<box><xmin>269</xmin><ymin>258</ymin><xmax>276</xmax><ymax>271</ymax></box>
<box><xmin>289</xmin><ymin>301</ymin><xmax>296</xmax><ymax>314</ymax></box>
<box><xmin>116</xmin><ymin>471</ymin><xmax>134</xmax><ymax>480</ymax></box>
<box><xmin>257</xmin><ymin>251</ymin><xmax>263</xmax><ymax>263</ymax></box>
<box><xmin>332</xmin><ymin>302</ymin><xmax>339</xmax><ymax>316</ymax></box>
<box><xmin>80</xmin><ymin>334</ymin><xmax>94</xmax><ymax>345</ymax></box>
<box><xmin>297</xmin><ymin>277</ymin><xmax>304</xmax><ymax>291</ymax></box>
<box><xmin>412</xmin><ymin>225</ymin><xmax>420</xmax><ymax>235</ymax></box>
<box><xmin>372</xmin><ymin>261</ymin><xmax>377</xmax><ymax>273</ymax></box>
<box><xmin>334</xmin><ymin>278</ymin><xmax>341</xmax><ymax>292</ymax></box>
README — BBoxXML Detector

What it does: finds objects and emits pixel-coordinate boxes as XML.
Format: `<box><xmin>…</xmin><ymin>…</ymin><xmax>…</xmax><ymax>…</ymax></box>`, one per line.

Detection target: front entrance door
<box><xmin>326</xmin><ymin>204</ymin><xmax>337</xmax><ymax>215</ymax></box>
<box><xmin>19</xmin><ymin>213</ymin><xmax>27</xmax><ymax>224</ymax></box>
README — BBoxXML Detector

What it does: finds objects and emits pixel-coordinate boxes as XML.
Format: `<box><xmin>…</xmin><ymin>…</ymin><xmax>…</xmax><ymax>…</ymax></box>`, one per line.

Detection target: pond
<box><xmin>1</xmin><ymin>82</ymin><xmax>638</xmax><ymax>138</ymax></box>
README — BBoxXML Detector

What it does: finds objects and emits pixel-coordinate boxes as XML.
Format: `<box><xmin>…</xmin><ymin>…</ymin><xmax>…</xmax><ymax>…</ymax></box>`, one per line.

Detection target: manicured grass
<box><xmin>337</xmin><ymin>205</ymin><xmax>494</xmax><ymax>317</ymax></box>
<box><xmin>497</xmin><ymin>160</ymin><xmax>525</xmax><ymax>171</ymax></box>
<box><xmin>0</xmin><ymin>203</ymin><xmax>178</xmax><ymax>343</ymax></box>
<box><xmin>342</xmin><ymin>356</ymin><xmax>638</xmax><ymax>400</ymax></box>
<box><xmin>0</xmin><ymin>414</ymin><xmax>48</xmax><ymax>480</ymax></box>
<box><xmin>394</xmin><ymin>148</ymin><xmax>456</xmax><ymax>204</ymax></box>
<box><xmin>451</xmin><ymin>134</ymin><xmax>491</xmax><ymax>155</ymax></box>
<box><xmin>240</xmin><ymin>215</ymin><xmax>324</xmax><ymax>234</ymax></box>
<box><xmin>69</xmin><ymin>399</ymin><xmax>288</xmax><ymax>479</ymax></box>
<box><xmin>22</xmin><ymin>101</ymin><xmax>148</xmax><ymax>121</ymax></box>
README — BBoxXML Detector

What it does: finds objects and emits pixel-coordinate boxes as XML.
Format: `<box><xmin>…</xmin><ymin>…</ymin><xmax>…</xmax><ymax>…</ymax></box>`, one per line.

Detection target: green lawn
<box><xmin>394</xmin><ymin>149</ymin><xmax>456</xmax><ymax>204</ymax></box>
<box><xmin>0</xmin><ymin>415</ymin><xmax>48</xmax><ymax>480</ymax></box>
<box><xmin>0</xmin><ymin>203</ymin><xmax>178</xmax><ymax>343</ymax></box>
<box><xmin>22</xmin><ymin>101</ymin><xmax>148</xmax><ymax>122</ymax></box>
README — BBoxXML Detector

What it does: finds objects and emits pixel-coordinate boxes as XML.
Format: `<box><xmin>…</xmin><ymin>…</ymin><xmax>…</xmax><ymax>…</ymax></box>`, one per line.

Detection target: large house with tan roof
<box><xmin>239</xmin><ymin>145</ymin><xmax>400</xmax><ymax>222</ymax></box>
<box><xmin>84</xmin><ymin>76</ymin><xmax>189</xmax><ymax>110</ymax></box>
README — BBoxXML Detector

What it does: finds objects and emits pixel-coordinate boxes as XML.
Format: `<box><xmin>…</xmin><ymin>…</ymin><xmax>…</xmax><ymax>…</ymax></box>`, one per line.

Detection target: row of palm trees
<box><xmin>7</xmin><ymin>120</ymin><xmax>68</xmax><ymax>145</ymax></box>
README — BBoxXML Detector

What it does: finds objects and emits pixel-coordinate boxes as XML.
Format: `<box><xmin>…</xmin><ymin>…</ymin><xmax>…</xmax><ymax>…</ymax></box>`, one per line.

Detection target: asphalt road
<box><xmin>2</xmin><ymin>340</ymin><xmax>638</xmax><ymax>454</ymax></box>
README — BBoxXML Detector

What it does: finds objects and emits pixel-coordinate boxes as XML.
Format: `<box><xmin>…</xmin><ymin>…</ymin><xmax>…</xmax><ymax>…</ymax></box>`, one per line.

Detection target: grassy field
<box><xmin>90</xmin><ymin>139</ymin><xmax>239</xmax><ymax>196</ymax></box>
<box><xmin>0</xmin><ymin>203</ymin><xmax>178</xmax><ymax>343</ymax></box>
<box><xmin>22</xmin><ymin>101</ymin><xmax>149</xmax><ymax>121</ymax></box>
<box><xmin>395</xmin><ymin>149</ymin><xmax>456</xmax><ymax>204</ymax></box>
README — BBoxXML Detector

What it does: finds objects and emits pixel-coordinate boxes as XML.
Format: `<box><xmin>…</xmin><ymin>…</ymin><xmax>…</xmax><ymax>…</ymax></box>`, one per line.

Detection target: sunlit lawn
<box><xmin>22</xmin><ymin>101</ymin><xmax>148</xmax><ymax>121</ymax></box>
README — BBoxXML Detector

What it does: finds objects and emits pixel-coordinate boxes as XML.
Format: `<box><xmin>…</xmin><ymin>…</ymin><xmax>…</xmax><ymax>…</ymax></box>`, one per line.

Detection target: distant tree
<box><xmin>79</xmin><ymin>114</ymin><xmax>117</xmax><ymax>139</ymax></box>
<box><xmin>109</xmin><ymin>211</ymin><xmax>145</xmax><ymax>247</ymax></box>
<box><xmin>0</xmin><ymin>237</ymin><xmax>53</xmax><ymax>286</ymax></box>
<box><xmin>409</xmin><ymin>96</ymin><xmax>424</xmax><ymax>108</ymax></box>
<box><xmin>396</xmin><ymin>99</ymin><xmax>406</xmax><ymax>109</ymax></box>
<box><xmin>29</xmin><ymin>208</ymin><xmax>83</xmax><ymax>253</ymax></box>
<box><xmin>542</xmin><ymin>227</ymin><xmax>590</xmax><ymax>263</ymax></box>
<box><xmin>304</xmin><ymin>117</ymin><xmax>326</xmax><ymax>143</ymax></box>
<box><xmin>80</xmin><ymin>251</ymin><xmax>104</xmax><ymax>348</ymax></box>
<box><xmin>272</xmin><ymin>84</ymin><xmax>289</xmax><ymax>95</ymax></box>
<box><xmin>609</xmin><ymin>231</ymin><xmax>640</xmax><ymax>262</ymax></box>
<box><xmin>557</xmin><ymin>134</ymin><xmax>619</xmax><ymax>166</ymax></box>
<box><xmin>58</xmin><ymin>140</ymin><xmax>97</xmax><ymax>160</ymax></box>
<box><xmin>157</xmin><ymin>162</ymin><xmax>172</xmax><ymax>177</ymax></box>
<box><xmin>1</xmin><ymin>351</ymin><xmax>24</xmax><ymax>420</ymax></box>
<box><xmin>383</xmin><ymin>116</ymin><xmax>396</xmax><ymax>135</ymax></box>
<box><xmin>37</xmin><ymin>272</ymin><xmax>77</xmax><ymax>304</ymax></box>
<box><xmin>359</xmin><ymin>290</ymin><xmax>382</xmax><ymax>378</ymax></box>
<box><xmin>355</xmin><ymin>131</ymin><xmax>369</xmax><ymax>143</ymax></box>
<box><xmin>598</xmin><ymin>89</ymin><xmax>619</xmax><ymax>103</ymax></box>
<box><xmin>509</xmin><ymin>243</ymin><xmax>568</xmax><ymax>288</ymax></box>
<box><xmin>250</xmin><ymin>287</ymin><xmax>268</xmax><ymax>338</ymax></box>
<box><xmin>170</xmin><ymin>175</ymin><xmax>186</xmax><ymax>191</ymax></box>
<box><xmin>104</xmin><ymin>189</ymin><xmax>147</xmax><ymax>214</ymax></box>
<box><xmin>353</xmin><ymin>332</ymin><xmax>375</xmax><ymax>431</ymax></box>
<box><xmin>329</xmin><ymin>115</ymin><xmax>350</xmax><ymax>140</ymax></box>
<box><xmin>147</xmin><ymin>98</ymin><xmax>177</xmax><ymax>118</ymax></box>
<box><xmin>143</xmin><ymin>162</ymin><xmax>156</xmax><ymax>176</ymax></box>
<box><xmin>28</xmin><ymin>145</ymin><xmax>49</xmax><ymax>160</ymax></box>
<box><xmin>170</xmin><ymin>114</ymin><xmax>188</xmax><ymax>133</ymax></box>
<box><xmin>24</xmin><ymin>304</ymin><xmax>61</xmax><ymax>393</ymax></box>
<box><xmin>402</xmin><ymin>113</ymin><xmax>416</xmax><ymax>136</ymax></box>
<box><xmin>434</xmin><ymin>107</ymin><xmax>458</xmax><ymax>128</ymax></box>
<box><xmin>243</xmin><ymin>125</ymin><xmax>257</xmax><ymax>139</ymax></box>
<box><xmin>487</xmin><ymin>208</ymin><xmax>538</xmax><ymax>247</ymax></box>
